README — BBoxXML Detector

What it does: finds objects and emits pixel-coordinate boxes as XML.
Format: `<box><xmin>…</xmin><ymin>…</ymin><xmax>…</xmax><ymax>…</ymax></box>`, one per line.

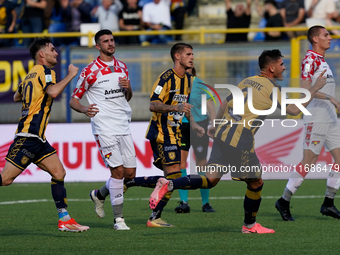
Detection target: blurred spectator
<box><xmin>280</xmin><ymin>0</ymin><xmax>305</xmax><ymax>38</ymax></box>
<box><xmin>21</xmin><ymin>0</ymin><xmax>47</xmax><ymax>47</ymax></box>
<box><xmin>119</xmin><ymin>0</ymin><xmax>142</xmax><ymax>44</ymax></box>
<box><xmin>60</xmin><ymin>0</ymin><xmax>92</xmax><ymax>45</ymax></box>
<box><xmin>0</xmin><ymin>0</ymin><xmax>17</xmax><ymax>47</ymax></box>
<box><xmin>92</xmin><ymin>0</ymin><xmax>123</xmax><ymax>31</ymax></box>
<box><xmin>171</xmin><ymin>0</ymin><xmax>186</xmax><ymax>40</ymax></box>
<box><xmin>44</xmin><ymin>0</ymin><xmax>56</xmax><ymax>30</ymax></box>
<box><xmin>263</xmin><ymin>0</ymin><xmax>285</xmax><ymax>40</ymax></box>
<box><xmin>186</xmin><ymin>0</ymin><xmax>196</xmax><ymax>16</ymax></box>
<box><xmin>140</xmin><ymin>0</ymin><xmax>172</xmax><ymax>45</ymax></box>
<box><xmin>305</xmin><ymin>0</ymin><xmax>340</xmax><ymax>35</ymax></box>
<box><xmin>224</xmin><ymin>0</ymin><xmax>251</xmax><ymax>42</ymax></box>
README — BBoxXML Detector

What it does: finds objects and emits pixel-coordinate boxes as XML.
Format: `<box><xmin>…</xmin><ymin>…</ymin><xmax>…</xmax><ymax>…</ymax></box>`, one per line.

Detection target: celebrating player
<box><xmin>0</xmin><ymin>37</ymin><xmax>89</xmax><ymax>232</ymax></box>
<box><xmin>69</xmin><ymin>29</ymin><xmax>135</xmax><ymax>230</ymax></box>
<box><xmin>148</xmin><ymin>49</ymin><xmax>327</xmax><ymax>234</ymax></box>
<box><xmin>276</xmin><ymin>25</ymin><xmax>340</xmax><ymax>221</ymax></box>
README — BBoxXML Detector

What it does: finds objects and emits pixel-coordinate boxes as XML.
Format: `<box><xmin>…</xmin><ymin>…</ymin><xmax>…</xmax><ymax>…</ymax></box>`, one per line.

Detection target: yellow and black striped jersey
<box><xmin>215</xmin><ymin>75</ymin><xmax>282</xmax><ymax>152</ymax></box>
<box><xmin>15</xmin><ymin>65</ymin><xmax>56</xmax><ymax>141</ymax></box>
<box><xmin>145</xmin><ymin>68</ymin><xmax>191</xmax><ymax>145</ymax></box>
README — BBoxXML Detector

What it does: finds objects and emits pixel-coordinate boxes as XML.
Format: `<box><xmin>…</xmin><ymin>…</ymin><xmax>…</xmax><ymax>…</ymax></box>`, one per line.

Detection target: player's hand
<box><xmin>176</xmin><ymin>103</ymin><xmax>193</xmax><ymax>113</ymax></box>
<box><xmin>330</xmin><ymin>97</ymin><xmax>340</xmax><ymax>109</ymax></box>
<box><xmin>191</xmin><ymin>123</ymin><xmax>205</xmax><ymax>138</ymax></box>
<box><xmin>83</xmin><ymin>104</ymin><xmax>99</xmax><ymax>117</ymax></box>
<box><xmin>68</xmin><ymin>64</ymin><xmax>79</xmax><ymax>78</ymax></box>
<box><xmin>313</xmin><ymin>69</ymin><xmax>327</xmax><ymax>90</ymax></box>
<box><xmin>207</xmin><ymin>126</ymin><xmax>216</xmax><ymax>139</ymax></box>
<box><xmin>118</xmin><ymin>77</ymin><xmax>131</xmax><ymax>90</ymax></box>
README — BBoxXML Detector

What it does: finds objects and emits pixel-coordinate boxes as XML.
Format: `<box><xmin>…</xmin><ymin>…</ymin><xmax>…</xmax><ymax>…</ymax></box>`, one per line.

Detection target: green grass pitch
<box><xmin>0</xmin><ymin>179</ymin><xmax>338</xmax><ymax>255</ymax></box>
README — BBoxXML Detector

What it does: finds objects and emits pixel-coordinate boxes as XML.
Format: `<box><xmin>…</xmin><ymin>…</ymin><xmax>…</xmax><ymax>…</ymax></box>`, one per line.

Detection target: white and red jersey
<box><xmin>301</xmin><ymin>50</ymin><xmax>337</xmax><ymax>123</ymax></box>
<box><xmin>72</xmin><ymin>56</ymin><xmax>132</xmax><ymax>135</ymax></box>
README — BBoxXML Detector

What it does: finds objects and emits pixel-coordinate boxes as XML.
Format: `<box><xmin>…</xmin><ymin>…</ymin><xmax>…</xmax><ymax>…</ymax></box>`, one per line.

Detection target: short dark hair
<box><xmin>264</xmin><ymin>0</ymin><xmax>277</xmax><ymax>8</ymax></box>
<box><xmin>307</xmin><ymin>25</ymin><xmax>325</xmax><ymax>44</ymax></box>
<box><xmin>170</xmin><ymin>43</ymin><xmax>193</xmax><ymax>62</ymax></box>
<box><xmin>95</xmin><ymin>29</ymin><xmax>113</xmax><ymax>44</ymax></box>
<box><xmin>258</xmin><ymin>49</ymin><xmax>283</xmax><ymax>70</ymax></box>
<box><xmin>29</xmin><ymin>37</ymin><xmax>53</xmax><ymax>60</ymax></box>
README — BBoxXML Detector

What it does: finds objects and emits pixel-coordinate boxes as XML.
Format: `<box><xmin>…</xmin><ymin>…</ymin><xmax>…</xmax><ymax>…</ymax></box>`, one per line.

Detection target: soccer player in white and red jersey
<box><xmin>276</xmin><ymin>25</ymin><xmax>340</xmax><ymax>221</ymax></box>
<box><xmin>69</xmin><ymin>29</ymin><xmax>135</xmax><ymax>230</ymax></box>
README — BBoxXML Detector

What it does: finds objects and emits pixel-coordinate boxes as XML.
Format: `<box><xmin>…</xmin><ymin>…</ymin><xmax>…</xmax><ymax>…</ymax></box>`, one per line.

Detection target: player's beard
<box><xmin>102</xmin><ymin>47</ymin><xmax>115</xmax><ymax>57</ymax></box>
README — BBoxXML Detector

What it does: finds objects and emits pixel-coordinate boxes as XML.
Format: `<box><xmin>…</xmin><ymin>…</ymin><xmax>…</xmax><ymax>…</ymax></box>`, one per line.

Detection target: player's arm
<box><xmin>245</xmin><ymin>0</ymin><xmax>251</xmax><ymax>15</ymax></box>
<box><xmin>69</xmin><ymin>97</ymin><xmax>99</xmax><ymax>118</ymax></box>
<box><xmin>47</xmin><ymin>64</ymin><xmax>79</xmax><ymax>99</ymax></box>
<box><xmin>150</xmin><ymin>100</ymin><xmax>192</xmax><ymax>113</ymax></box>
<box><xmin>286</xmin><ymin>69</ymin><xmax>327</xmax><ymax>115</ymax></box>
<box><xmin>119</xmin><ymin>78</ymin><xmax>133</xmax><ymax>101</ymax></box>
<box><xmin>13</xmin><ymin>90</ymin><xmax>22</xmax><ymax>102</ymax></box>
<box><xmin>13</xmin><ymin>83</ymin><xmax>23</xmax><ymax>102</ymax></box>
<box><xmin>225</xmin><ymin>0</ymin><xmax>232</xmax><ymax>11</ymax></box>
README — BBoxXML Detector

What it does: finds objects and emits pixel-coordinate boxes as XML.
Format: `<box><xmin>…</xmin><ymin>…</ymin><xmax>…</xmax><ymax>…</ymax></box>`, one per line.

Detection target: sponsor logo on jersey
<box><xmin>173</xmin><ymin>94</ymin><xmax>188</xmax><ymax>102</ymax></box>
<box><xmin>304</xmin><ymin>63</ymin><xmax>311</xmax><ymax>72</ymax></box>
<box><xmin>98</xmin><ymin>79</ymin><xmax>109</xmax><ymax>84</ymax></box>
<box><xmin>104</xmin><ymin>88</ymin><xmax>124</xmax><ymax>95</ymax></box>
<box><xmin>164</xmin><ymin>145</ymin><xmax>178</xmax><ymax>151</ymax></box>
<box><xmin>21</xmin><ymin>156</ymin><xmax>29</xmax><ymax>165</ymax></box>
<box><xmin>168</xmin><ymin>152</ymin><xmax>176</xmax><ymax>160</ymax></box>
<box><xmin>22</xmin><ymin>149</ymin><xmax>35</xmax><ymax>159</ymax></box>
<box><xmin>45</xmin><ymin>74</ymin><xmax>52</xmax><ymax>83</ymax></box>
<box><xmin>154</xmin><ymin>85</ymin><xmax>163</xmax><ymax>94</ymax></box>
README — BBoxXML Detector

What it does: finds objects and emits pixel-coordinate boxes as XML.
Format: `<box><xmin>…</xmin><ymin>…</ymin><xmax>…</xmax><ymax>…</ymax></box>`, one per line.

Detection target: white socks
<box><xmin>106</xmin><ymin>177</ymin><xmax>124</xmax><ymax>219</ymax></box>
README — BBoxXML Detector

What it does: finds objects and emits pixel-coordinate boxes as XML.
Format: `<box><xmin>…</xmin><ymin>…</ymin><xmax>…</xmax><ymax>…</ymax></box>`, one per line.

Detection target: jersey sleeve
<box><xmin>149</xmin><ymin>70</ymin><xmax>171</xmax><ymax>102</ymax></box>
<box><xmin>301</xmin><ymin>55</ymin><xmax>317</xmax><ymax>82</ymax></box>
<box><xmin>40</xmin><ymin>66</ymin><xmax>56</xmax><ymax>92</ymax></box>
<box><xmin>72</xmin><ymin>68</ymin><xmax>91</xmax><ymax>99</ymax></box>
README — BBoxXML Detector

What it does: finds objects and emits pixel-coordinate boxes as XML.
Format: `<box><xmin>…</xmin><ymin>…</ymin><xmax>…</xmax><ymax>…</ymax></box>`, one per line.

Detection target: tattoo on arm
<box><xmin>150</xmin><ymin>101</ymin><xmax>177</xmax><ymax>113</ymax></box>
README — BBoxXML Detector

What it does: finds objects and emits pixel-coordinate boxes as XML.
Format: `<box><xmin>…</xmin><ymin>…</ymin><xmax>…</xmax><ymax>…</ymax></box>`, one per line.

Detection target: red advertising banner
<box><xmin>0</xmin><ymin>121</ymin><xmax>334</xmax><ymax>183</ymax></box>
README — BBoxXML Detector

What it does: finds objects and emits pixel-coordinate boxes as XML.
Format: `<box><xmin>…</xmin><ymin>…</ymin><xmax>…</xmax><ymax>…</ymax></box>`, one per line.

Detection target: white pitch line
<box><xmin>0</xmin><ymin>195</ymin><xmax>338</xmax><ymax>205</ymax></box>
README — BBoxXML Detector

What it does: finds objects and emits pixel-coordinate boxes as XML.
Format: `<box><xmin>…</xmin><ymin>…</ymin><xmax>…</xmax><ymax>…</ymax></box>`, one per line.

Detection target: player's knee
<box><xmin>247</xmin><ymin>178</ymin><xmax>263</xmax><ymax>190</ymax></box>
<box><xmin>1</xmin><ymin>176</ymin><xmax>14</xmax><ymax>186</ymax></box>
<box><xmin>207</xmin><ymin>177</ymin><xmax>219</xmax><ymax>188</ymax></box>
<box><xmin>51</xmin><ymin>168</ymin><xmax>66</xmax><ymax>180</ymax></box>
<box><xmin>124</xmin><ymin>171</ymin><xmax>136</xmax><ymax>180</ymax></box>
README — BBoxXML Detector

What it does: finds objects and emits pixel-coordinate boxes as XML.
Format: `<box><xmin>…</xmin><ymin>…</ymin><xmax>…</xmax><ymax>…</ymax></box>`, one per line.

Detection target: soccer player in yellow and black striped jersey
<box><xmin>149</xmin><ymin>49</ymin><xmax>328</xmax><ymax>233</ymax></box>
<box><xmin>0</xmin><ymin>37</ymin><xmax>89</xmax><ymax>232</ymax></box>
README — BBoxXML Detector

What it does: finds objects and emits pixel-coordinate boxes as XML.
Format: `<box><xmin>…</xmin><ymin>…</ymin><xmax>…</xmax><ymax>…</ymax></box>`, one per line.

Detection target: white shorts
<box><xmin>95</xmin><ymin>134</ymin><xmax>136</xmax><ymax>168</ymax></box>
<box><xmin>303</xmin><ymin>122</ymin><xmax>340</xmax><ymax>155</ymax></box>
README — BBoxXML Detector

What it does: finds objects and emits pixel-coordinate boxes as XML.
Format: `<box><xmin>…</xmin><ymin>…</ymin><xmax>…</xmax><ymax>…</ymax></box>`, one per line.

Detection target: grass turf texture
<box><xmin>0</xmin><ymin>179</ymin><xmax>338</xmax><ymax>254</ymax></box>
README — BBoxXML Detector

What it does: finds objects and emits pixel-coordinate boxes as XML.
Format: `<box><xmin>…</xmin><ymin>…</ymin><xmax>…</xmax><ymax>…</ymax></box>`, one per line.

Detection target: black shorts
<box><xmin>207</xmin><ymin>139</ymin><xmax>261</xmax><ymax>182</ymax></box>
<box><xmin>150</xmin><ymin>139</ymin><xmax>181</xmax><ymax>170</ymax></box>
<box><xmin>5</xmin><ymin>136</ymin><xmax>56</xmax><ymax>170</ymax></box>
<box><xmin>181</xmin><ymin>118</ymin><xmax>209</xmax><ymax>161</ymax></box>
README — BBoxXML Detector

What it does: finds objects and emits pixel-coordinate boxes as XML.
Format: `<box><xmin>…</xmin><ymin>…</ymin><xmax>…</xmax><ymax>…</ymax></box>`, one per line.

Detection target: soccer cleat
<box><xmin>175</xmin><ymin>201</ymin><xmax>190</xmax><ymax>213</ymax></box>
<box><xmin>58</xmin><ymin>218</ymin><xmax>90</xmax><ymax>232</ymax></box>
<box><xmin>149</xmin><ymin>178</ymin><xmax>171</xmax><ymax>210</ymax></box>
<box><xmin>90</xmin><ymin>190</ymin><xmax>105</xmax><ymax>218</ymax></box>
<box><xmin>114</xmin><ymin>217</ymin><xmax>130</xmax><ymax>230</ymax></box>
<box><xmin>202</xmin><ymin>203</ymin><xmax>216</xmax><ymax>213</ymax></box>
<box><xmin>275</xmin><ymin>199</ymin><xmax>294</xmax><ymax>221</ymax></box>
<box><xmin>146</xmin><ymin>218</ymin><xmax>174</xmax><ymax>227</ymax></box>
<box><xmin>241</xmin><ymin>223</ymin><xmax>275</xmax><ymax>234</ymax></box>
<box><xmin>320</xmin><ymin>205</ymin><xmax>340</xmax><ymax>219</ymax></box>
